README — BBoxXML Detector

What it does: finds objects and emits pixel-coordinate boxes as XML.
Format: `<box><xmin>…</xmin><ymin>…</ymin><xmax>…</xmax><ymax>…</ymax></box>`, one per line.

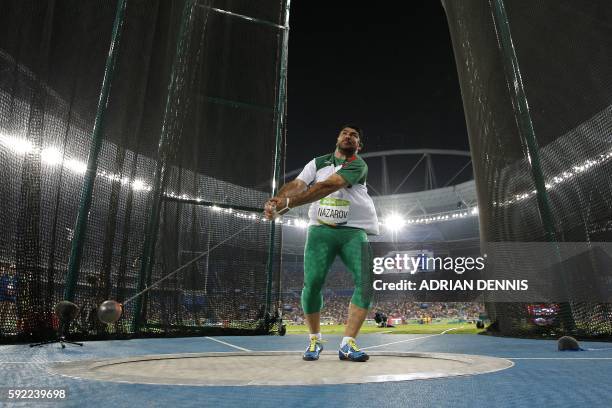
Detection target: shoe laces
<box><xmin>308</xmin><ymin>337</ymin><xmax>326</xmax><ymax>352</ymax></box>
<box><xmin>348</xmin><ymin>339</ymin><xmax>360</xmax><ymax>351</ymax></box>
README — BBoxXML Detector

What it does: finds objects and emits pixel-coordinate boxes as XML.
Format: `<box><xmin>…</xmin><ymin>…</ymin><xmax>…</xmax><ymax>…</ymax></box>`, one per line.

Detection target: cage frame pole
<box><xmin>131</xmin><ymin>0</ymin><xmax>199</xmax><ymax>332</ymax></box>
<box><xmin>64</xmin><ymin>0</ymin><xmax>128</xmax><ymax>301</ymax></box>
<box><xmin>490</xmin><ymin>0</ymin><xmax>555</xmax><ymax>238</ymax></box>
<box><xmin>265</xmin><ymin>0</ymin><xmax>291</xmax><ymax>321</ymax></box>
<box><xmin>490</xmin><ymin>0</ymin><xmax>575</xmax><ymax>331</ymax></box>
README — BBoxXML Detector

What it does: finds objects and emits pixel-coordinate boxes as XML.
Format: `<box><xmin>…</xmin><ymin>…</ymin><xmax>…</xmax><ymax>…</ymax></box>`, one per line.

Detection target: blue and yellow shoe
<box><xmin>338</xmin><ymin>339</ymin><xmax>369</xmax><ymax>362</ymax></box>
<box><xmin>303</xmin><ymin>337</ymin><xmax>324</xmax><ymax>361</ymax></box>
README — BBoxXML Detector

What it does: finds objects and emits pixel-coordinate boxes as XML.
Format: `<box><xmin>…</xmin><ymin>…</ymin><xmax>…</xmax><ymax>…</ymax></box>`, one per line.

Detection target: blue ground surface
<box><xmin>1</xmin><ymin>333</ymin><xmax>611</xmax><ymax>407</ymax></box>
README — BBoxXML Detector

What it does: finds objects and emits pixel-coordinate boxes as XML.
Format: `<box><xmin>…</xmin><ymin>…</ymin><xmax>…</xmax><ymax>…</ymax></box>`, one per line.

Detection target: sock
<box><xmin>309</xmin><ymin>332</ymin><xmax>322</xmax><ymax>340</ymax></box>
<box><xmin>341</xmin><ymin>336</ymin><xmax>354</xmax><ymax>347</ymax></box>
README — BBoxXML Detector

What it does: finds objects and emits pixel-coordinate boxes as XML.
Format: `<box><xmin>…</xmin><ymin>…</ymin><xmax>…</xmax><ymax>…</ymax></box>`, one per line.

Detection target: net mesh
<box><xmin>442</xmin><ymin>0</ymin><xmax>612</xmax><ymax>338</ymax></box>
<box><xmin>0</xmin><ymin>0</ymin><xmax>287</xmax><ymax>342</ymax></box>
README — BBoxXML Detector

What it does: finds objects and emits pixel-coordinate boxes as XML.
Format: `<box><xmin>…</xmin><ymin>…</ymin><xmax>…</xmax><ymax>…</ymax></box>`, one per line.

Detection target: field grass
<box><xmin>286</xmin><ymin>322</ymin><xmax>483</xmax><ymax>335</ymax></box>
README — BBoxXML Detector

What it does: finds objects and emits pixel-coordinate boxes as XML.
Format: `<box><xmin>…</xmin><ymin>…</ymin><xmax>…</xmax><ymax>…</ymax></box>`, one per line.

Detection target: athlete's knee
<box><xmin>302</xmin><ymin>262</ymin><xmax>328</xmax><ymax>296</ymax></box>
<box><xmin>301</xmin><ymin>287</ymin><xmax>323</xmax><ymax>314</ymax></box>
<box><xmin>351</xmin><ymin>285</ymin><xmax>373</xmax><ymax>310</ymax></box>
<box><xmin>302</xmin><ymin>274</ymin><xmax>325</xmax><ymax>291</ymax></box>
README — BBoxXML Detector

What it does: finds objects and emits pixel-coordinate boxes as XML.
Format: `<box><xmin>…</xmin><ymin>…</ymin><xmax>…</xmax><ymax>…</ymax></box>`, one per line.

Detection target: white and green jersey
<box><xmin>296</xmin><ymin>152</ymin><xmax>379</xmax><ymax>235</ymax></box>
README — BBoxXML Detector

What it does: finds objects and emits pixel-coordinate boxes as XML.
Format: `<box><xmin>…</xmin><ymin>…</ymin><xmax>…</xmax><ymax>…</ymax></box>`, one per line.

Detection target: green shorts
<box><xmin>301</xmin><ymin>225</ymin><xmax>373</xmax><ymax>314</ymax></box>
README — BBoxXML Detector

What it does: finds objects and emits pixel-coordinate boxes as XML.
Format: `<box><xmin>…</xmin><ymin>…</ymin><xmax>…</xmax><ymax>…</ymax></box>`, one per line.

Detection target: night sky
<box><xmin>286</xmin><ymin>1</ymin><xmax>471</xmax><ymax>190</ymax></box>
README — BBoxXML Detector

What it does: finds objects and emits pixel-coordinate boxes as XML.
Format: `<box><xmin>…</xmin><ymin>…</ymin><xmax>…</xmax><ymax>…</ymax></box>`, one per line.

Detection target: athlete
<box><xmin>264</xmin><ymin>124</ymin><xmax>379</xmax><ymax>362</ymax></box>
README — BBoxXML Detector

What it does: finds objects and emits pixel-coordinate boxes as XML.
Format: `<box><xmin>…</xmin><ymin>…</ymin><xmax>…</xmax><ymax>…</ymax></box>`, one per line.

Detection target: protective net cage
<box><xmin>442</xmin><ymin>0</ymin><xmax>612</xmax><ymax>338</ymax></box>
<box><xmin>0</xmin><ymin>0</ymin><xmax>289</xmax><ymax>343</ymax></box>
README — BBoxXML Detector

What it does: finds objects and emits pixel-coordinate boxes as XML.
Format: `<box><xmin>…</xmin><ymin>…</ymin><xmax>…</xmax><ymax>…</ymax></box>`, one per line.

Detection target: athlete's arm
<box><xmin>264</xmin><ymin>179</ymin><xmax>307</xmax><ymax>219</ymax></box>
<box><xmin>288</xmin><ymin>174</ymin><xmax>346</xmax><ymax>207</ymax></box>
<box><xmin>266</xmin><ymin>174</ymin><xmax>347</xmax><ymax>216</ymax></box>
<box><xmin>277</xmin><ymin>179</ymin><xmax>307</xmax><ymax>198</ymax></box>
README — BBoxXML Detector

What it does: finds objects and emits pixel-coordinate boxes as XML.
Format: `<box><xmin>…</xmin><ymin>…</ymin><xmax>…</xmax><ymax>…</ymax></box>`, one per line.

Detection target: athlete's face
<box><xmin>336</xmin><ymin>127</ymin><xmax>361</xmax><ymax>153</ymax></box>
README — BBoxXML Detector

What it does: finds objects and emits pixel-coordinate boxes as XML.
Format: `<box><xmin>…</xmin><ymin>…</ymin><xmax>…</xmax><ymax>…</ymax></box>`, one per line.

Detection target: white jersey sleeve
<box><xmin>296</xmin><ymin>159</ymin><xmax>317</xmax><ymax>186</ymax></box>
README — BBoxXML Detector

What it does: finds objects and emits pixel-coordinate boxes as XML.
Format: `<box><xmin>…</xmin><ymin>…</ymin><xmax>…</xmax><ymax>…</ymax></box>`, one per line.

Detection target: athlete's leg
<box><xmin>302</xmin><ymin>226</ymin><xmax>338</xmax><ymax>334</ymax></box>
<box><xmin>344</xmin><ymin>302</ymin><xmax>369</xmax><ymax>338</ymax></box>
<box><xmin>304</xmin><ymin>312</ymin><xmax>321</xmax><ymax>334</ymax></box>
<box><xmin>338</xmin><ymin>228</ymin><xmax>373</xmax><ymax>338</ymax></box>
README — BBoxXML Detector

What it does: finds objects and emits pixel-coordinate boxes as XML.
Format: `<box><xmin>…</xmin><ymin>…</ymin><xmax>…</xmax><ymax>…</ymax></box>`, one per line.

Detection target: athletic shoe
<box><xmin>303</xmin><ymin>337</ymin><xmax>324</xmax><ymax>361</ymax></box>
<box><xmin>338</xmin><ymin>338</ymin><xmax>369</xmax><ymax>362</ymax></box>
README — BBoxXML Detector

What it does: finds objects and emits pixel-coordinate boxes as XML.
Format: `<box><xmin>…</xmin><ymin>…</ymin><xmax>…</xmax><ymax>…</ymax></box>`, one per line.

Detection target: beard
<box><xmin>337</xmin><ymin>141</ymin><xmax>358</xmax><ymax>156</ymax></box>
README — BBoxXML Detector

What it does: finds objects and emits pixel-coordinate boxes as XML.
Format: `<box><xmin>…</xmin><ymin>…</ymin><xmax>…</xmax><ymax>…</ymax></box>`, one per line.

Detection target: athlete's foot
<box><xmin>338</xmin><ymin>338</ymin><xmax>369</xmax><ymax>362</ymax></box>
<box><xmin>303</xmin><ymin>337</ymin><xmax>324</xmax><ymax>361</ymax></box>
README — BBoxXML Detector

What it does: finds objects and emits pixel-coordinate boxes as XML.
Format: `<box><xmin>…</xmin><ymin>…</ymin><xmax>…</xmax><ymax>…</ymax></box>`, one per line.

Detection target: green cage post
<box><xmin>64</xmin><ymin>0</ymin><xmax>128</xmax><ymax>301</ymax></box>
<box><xmin>490</xmin><ymin>0</ymin><xmax>575</xmax><ymax>332</ymax></box>
<box><xmin>264</xmin><ymin>0</ymin><xmax>292</xmax><ymax>324</ymax></box>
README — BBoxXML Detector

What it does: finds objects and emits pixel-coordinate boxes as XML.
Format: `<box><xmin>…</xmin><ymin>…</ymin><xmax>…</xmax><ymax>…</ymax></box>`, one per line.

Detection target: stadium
<box><xmin>0</xmin><ymin>0</ymin><xmax>611</xmax><ymax>407</ymax></box>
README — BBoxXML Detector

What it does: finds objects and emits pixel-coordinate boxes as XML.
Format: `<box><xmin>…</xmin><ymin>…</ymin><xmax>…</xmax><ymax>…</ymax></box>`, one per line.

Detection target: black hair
<box><xmin>339</xmin><ymin>124</ymin><xmax>365</xmax><ymax>148</ymax></box>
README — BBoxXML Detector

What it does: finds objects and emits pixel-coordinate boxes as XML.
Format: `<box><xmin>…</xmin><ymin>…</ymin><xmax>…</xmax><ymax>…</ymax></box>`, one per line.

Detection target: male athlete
<box><xmin>264</xmin><ymin>125</ymin><xmax>379</xmax><ymax>362</ymax></box>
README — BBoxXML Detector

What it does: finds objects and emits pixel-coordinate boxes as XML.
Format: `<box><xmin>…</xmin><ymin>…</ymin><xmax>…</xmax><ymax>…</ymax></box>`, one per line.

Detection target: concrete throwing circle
<box><xmin>50</xmin><ymin>352</ymin><xmax>513</xmax><ymax>386</ymax></box>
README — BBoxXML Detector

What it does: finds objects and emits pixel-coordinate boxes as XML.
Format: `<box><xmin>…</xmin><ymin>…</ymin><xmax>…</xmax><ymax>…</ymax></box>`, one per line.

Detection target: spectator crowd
<box><xmin>282</xmin><ymin>293</ymin><xmax>485</xmax><ymax>325</ymax></box>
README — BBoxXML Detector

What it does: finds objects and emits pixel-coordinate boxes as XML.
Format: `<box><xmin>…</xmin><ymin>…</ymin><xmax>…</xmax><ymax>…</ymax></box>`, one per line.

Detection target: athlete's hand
<box><xmin>264</xmin><ymin>199</ymin><xmax>276</xmax><ymax>220</ymax></box>
<box><xmin>264</xmin><ymin>197</ymin><xmax>290</xmax><ymax>220</ymax></box>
